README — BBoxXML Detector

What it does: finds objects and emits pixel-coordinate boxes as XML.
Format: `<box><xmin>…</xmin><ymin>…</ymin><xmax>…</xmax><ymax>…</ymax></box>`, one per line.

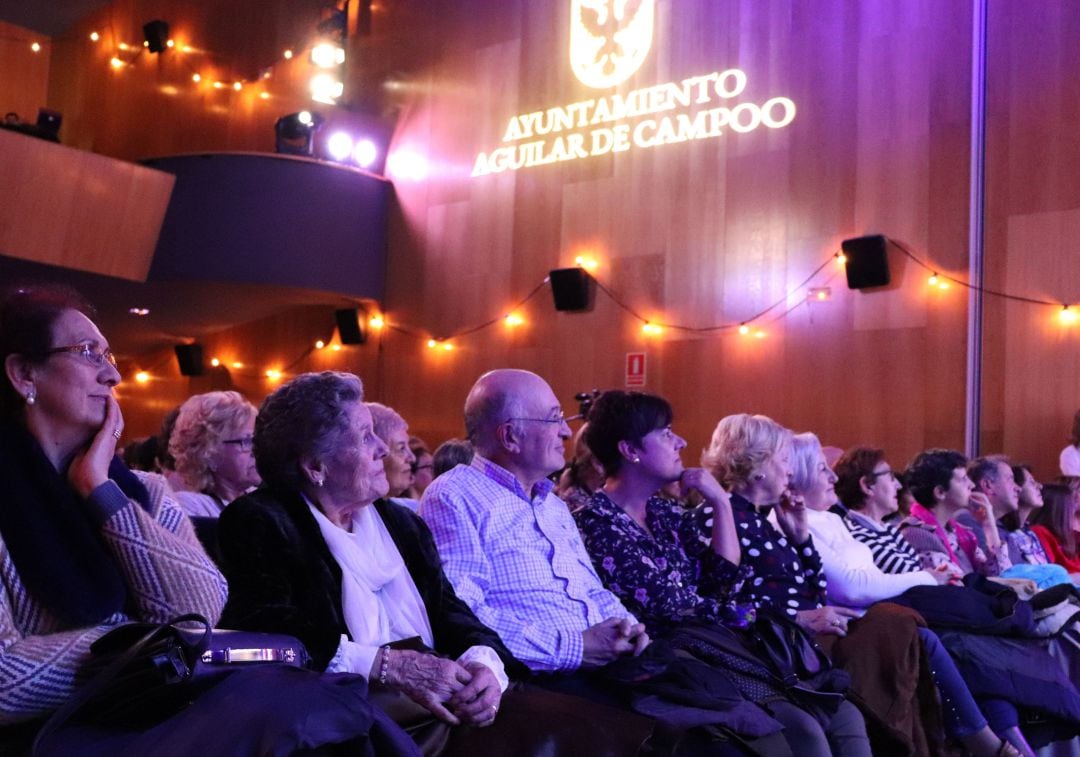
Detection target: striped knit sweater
<box><xmin>842</xmin><ymin>509</ymin><xmax>923</xmax><ymax>575</ymax></box>
<box><xmin>0</xmin><ymin>472</ymin><xmax>228</xmax><ymax>724</ymax></box>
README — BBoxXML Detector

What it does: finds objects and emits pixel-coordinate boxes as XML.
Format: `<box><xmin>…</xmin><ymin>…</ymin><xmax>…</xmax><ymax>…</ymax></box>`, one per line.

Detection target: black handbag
<box><xmin>33</xmin><ymin>614</ymin><xmax>310</xmax><ymax>751</ymax></box>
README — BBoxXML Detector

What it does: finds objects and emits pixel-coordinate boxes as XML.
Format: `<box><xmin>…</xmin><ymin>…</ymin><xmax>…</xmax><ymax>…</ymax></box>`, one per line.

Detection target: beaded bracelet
<box><xmin>378</xmin><ymin>645</ymin><xmax>392</xmax><ymax>686</ymax></box>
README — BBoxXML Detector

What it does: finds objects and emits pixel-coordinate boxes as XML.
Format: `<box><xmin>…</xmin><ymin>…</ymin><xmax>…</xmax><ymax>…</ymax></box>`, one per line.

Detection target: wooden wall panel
<box><xmin>983</xmin><ymin>2</ymin><xmax>1080</xmax><ymax>478</ymax></box>
<box><xmin>0</xmin><ymin>21</ymin><xmax>50</xmax><ymax>121</ymax></box>
<box><xmin>371</xmin><ymin>0</ymin><xmax>972</xmax><ymax>467</ymax></box>
<box><xmin>39</xmin><ymin>0</ymin><xmax>1080</xmax><ymax>482</ymax></box>
<box><xmin>0</xmin><ymin>128</ymin><xmax>173</xmax><ymax>280</ymax></box>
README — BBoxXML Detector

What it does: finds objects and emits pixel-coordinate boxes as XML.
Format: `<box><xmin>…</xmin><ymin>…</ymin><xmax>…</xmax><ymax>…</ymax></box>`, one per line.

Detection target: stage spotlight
<box><xmin>326</xmin><ymin>132</ymin><xmax>354</xmax><ymax>162</ymax></box>
<box><xmin>387</xmin><ymin>150</ymin><xmax>428</xmax><ymax>181</ymax></box>
<box><xmin>311</xmin><ymin>42</ymin><xmax>345</xmax><ymax>68</ymax></box>
<box><xmin>274</xmin><ymin>110</ymin><xmax>324</xmax><ymax>156</ymax></box>
<box><xmin>310</xmin><ymin>73</ymin><xmax>344</xmax><ymax>104</ymax></box>
<box><xmin>353</xmin><ymin>139</ymin><xmax>378</xmax><ymax>168</ymax></box>
<box><xmin>142</xmin><ymin>20</ymin><xmax>170</xmax><ymax>53</ymax></box>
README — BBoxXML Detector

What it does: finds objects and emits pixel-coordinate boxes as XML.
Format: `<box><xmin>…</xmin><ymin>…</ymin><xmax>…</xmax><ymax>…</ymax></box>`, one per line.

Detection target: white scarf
<box><xmin>307</xmin><ymin>500</ymin><xmax>434</xmax><ymax>648</ymax></box>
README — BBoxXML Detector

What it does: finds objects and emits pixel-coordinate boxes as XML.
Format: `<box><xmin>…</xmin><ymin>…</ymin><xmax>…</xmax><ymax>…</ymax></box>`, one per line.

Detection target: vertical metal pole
<box><xmin>965</xmin><ymin>0</ymin><xmax>988</xmax><ymax>457</ymax></box>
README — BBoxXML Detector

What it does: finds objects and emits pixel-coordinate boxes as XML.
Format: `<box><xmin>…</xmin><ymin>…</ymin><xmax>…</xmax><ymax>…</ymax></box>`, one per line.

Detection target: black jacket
<box><xmin>218</xmin><ymin>487</ymin><xmax>527</xmax><ymax>677</ymax></box>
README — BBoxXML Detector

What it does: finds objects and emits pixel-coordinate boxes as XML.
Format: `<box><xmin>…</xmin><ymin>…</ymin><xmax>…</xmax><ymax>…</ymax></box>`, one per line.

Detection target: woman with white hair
<box><xmin>169</xmin><ymin>391</ymin><xmax>260</xmax><ymax>518</ymax></box>
<box><xmin>790</xmin><ymin>433</ymin><xmax>1029</xmax><ymax>757</ymax></box>
<box><xmin>702</xmin><ymin>414</ymin><xmax>953</xmax><ymax>757</ymax></box>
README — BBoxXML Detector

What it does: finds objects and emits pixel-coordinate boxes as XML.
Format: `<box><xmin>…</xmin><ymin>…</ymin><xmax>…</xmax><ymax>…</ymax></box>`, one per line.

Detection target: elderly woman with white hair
<box><xmin>169</xmin><ymin>390</ymin><xmax>260</xmax><ymax>518</ymax></box>
<box><xmin>790</xmin><ymin>433</ymin><xmax>1029</xmax><ymax>757</ymax></box>
<box><xmin>701</xmin><ymin>414</ymin><xmax>954</xmax><ymax>757</ymax></box>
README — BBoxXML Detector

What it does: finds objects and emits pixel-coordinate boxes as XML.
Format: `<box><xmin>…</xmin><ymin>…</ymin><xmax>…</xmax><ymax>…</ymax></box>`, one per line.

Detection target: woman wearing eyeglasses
<box><xmin>0</xmin><ymin>285</ymin><xmax>227</xmax><ymax>733</ymax></box>
<box><xmin>169</xmin><ymin>390</ymin><xmax>260</xmax><ymax>518</ymax></box>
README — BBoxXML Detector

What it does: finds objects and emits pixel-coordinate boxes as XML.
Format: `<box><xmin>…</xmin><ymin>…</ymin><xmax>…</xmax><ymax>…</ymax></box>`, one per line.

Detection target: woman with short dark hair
<box><xmin>1030</xmin><ymin>479</ymin><xmax>1080</xmax><ymax>576</ymax></box>
<box><xmin>576</xmin><ymin>390</ymin><xmax>871</xmax><ymax>757</ymax></box>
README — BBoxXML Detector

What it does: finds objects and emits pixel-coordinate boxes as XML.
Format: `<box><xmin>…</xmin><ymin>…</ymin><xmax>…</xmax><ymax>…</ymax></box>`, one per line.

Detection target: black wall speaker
<box><xmin>549</xmin><ymin>268</ymin><xmax>596</xmax><ymax>312</ymax></box>
<box><xmin>335</xmin><ymin>308</ymin><xmax>367</xmax><ymax>344</ymax></box>
<box><xmin>142</xmin><ymin>20</ymin><xmax>170</xmax><ymax>53</ymax></box>
<box><xmin>842</xmin><ymin>235</ymin><xmax>891</xmax><ymax>290</ymax></box>
<box><xmin>174</xmin><ymin>343</ymin><xmax>204</xmax><ymax>376</ymax></box>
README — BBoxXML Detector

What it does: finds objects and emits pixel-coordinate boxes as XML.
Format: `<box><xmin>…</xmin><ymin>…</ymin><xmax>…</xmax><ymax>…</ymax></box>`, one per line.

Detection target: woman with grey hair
<box><xmin>367</xmin><ymin>402</ymin><xmax>418</xmax><ymax>509</ymax></box>
<box><xmin>218</xmin><ymin>372</ymin><xmax>630</xmax><ymax>754</ymax></box>
<box><xmin>169</xmin><ymin>391</ymin><xmax>260</xmax><ymax>517</ymax></box>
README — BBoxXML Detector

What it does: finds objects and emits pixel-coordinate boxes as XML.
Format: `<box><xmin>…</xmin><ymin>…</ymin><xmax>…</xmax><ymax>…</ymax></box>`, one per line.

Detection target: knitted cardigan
<box><xmin>0</xmin><ymin>472</ymin><xmax>228</xmax><ymax>724</ymax></box>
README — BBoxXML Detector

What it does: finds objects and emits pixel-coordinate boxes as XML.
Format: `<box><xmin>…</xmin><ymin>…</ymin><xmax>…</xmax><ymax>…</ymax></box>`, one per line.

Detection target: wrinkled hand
<box><xmin>581</xmin><ymin>617</ymin><xmax>650</xmax><ymax>669</ymax></box>
<box><xmin>680</xmin><ymin>468</ymin><xmax>729</xmax><ymax>508</ymax></box>
<box><xmin>448</xmin><ymin>662</ymin><xmax>502</xmax><ymax>727</ymax></box>
<box><xmin>69</xmin><ymin>395</ymin><xmax>123</xmax><ymax>499</ymax></box>
<box><xmin>795</xmin><ymin>606</ymin><xmax>860</xmax><ymax>637</ymax></box>
<box><xmin>929</xmin><ymin>563</ymin><xmax>964</xmax><ymax>586</ymax></box>
<box><xmin>774</xmin><ymin>490</ymin><xmax>809</xmax><ymax>544</ymax></box>
<box><xmin>385</xmin><ymin>649</ymin><xmax>471</xmax><ymax>724</ymax></box>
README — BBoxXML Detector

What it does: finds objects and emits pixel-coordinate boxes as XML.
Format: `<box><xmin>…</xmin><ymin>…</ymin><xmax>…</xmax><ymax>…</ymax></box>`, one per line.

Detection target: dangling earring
<box><xmin>25</xmin><ymin>388</ymin><xmax>35</xmax><ymax>406</ymax></box>
<box><xmin>633</xmin><ymin>457</ymin><xmax>641</xmax><ymax>464</ymax></box>
<box><xmin>314</xmin><ymin>478</ymin><xmax>324</xmax><ymax>488</ymax></box>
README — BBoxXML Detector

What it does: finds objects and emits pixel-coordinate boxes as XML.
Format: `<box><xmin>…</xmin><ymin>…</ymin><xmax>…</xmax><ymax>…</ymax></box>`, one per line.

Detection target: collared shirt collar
<box><xmin>470</xmin><ymin>454</ymin><xmax>555</xmax><ymax>503</ymax></box>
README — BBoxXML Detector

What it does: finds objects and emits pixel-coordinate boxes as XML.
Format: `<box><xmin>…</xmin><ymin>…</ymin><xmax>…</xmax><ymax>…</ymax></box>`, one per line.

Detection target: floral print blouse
<box><xmin>573</xmin><ymin>491</ymin><xmax>755</xmax><ymax>635</ymax></box>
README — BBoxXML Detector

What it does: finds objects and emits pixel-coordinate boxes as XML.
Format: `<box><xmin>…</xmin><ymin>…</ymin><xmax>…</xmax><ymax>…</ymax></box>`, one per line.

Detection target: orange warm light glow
<box><xmin>331</xmin><ymin>343</ymin><xmax>342</xmax><ymax>352</ymax></box>
<box><xmin>427</xmin><ymin>339</ymin><xmax>437</xmax><ymax>348</ymax></box>
<box><xmin>574</xmin><ymin>255</ymin><xmax>600</xmax><ymax>272</ymax></box>
<box><xmin>738</xmin><ymin>324</ymin><xmax>751</xmax><ymax>335</ymax></box>
<box><xmin>504</xmin><ymin>313</ymin><xmax>524</xmax><ymax>327</ymax></box>
<box><xmin>192</xmin><ymin>73</ymin><xmax>201</xmax><ymax>82</ymax></box>
<box><xmin>231</xmin><ymin>362</ymin><xmax>244</xmax><ymax>369</ymax></box>
<box><xmin>134</xmin><ymin>371</ymin><xmax>150</xmax><ymax>384</ymax></box>
<box><xmin>265</xmin><ymin>369</ymin><xmax>283</xmax><ymax>380</ymax></box>
<box><xmin>283</xmin><ymin>49</ymin><xmax>294</xmax><ymax>59</ymax></box>
<box><xmin>314</xmin><ymin>340</ymin><xmax>326</xmax><ymax>350</ymax></box>
<box><xmin>210</xmin><ymin>358</ymin><xmax>221</xmax><ymax>367</ymax></box>
<box><xmin>641</xmin><ymin>322</ymin><xmax>663</xmax><ymax>336</ymax></box>
<box><xmin>369</xmin><ymin>315</ymin><xmax>385</xmax><ymax>330</ymax></box>
<box><xmin>835</xmin><ymin>252</ymin><xmax>847</xmax><ymax>265</ymax></box>
<box><xmin>1060</xmin><ymin>306</ymin><xmax>1078</xmax><ymax>325</ymax></box>
<box><xmin>30</xmin><ymin>42</ymin><xmax>41</xmax><ymax>53</ymax></box>
<box><xmin>110</xmin><ymin>57</ymin><xmax>125</xmax><ymax>69</ymax></box>
<box><xmin>90</xmin><ymin>32</ymin><xmax>100</xmax><ymax>41</ymax></box>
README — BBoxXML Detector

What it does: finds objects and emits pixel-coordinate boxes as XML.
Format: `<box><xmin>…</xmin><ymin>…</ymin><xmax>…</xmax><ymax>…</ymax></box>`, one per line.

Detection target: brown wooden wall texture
<box><xmin>7</xmin><ymin>0</ymin><xmax>1080</xmax><ymax>478</ymax></box>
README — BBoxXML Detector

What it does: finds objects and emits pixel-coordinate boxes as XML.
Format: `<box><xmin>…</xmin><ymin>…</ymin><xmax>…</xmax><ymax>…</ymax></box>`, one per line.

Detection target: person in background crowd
<box><xmin>407</xmin><ymin>436</ymin><xmax>434</xmax><ymax>499</ymax></box>
<box><xmin>367</xmin><ymin>402</ymin><xmax>419</xmax><ymax>511</ymax></box>
<box><xmin>556</xmin><ymin>423</ymin><xmax>606</xmax><ymax>513</ymax></box>
<box><xmin>1031</xmin><ymin>479</ymin><xmax>1080</xmax><ymax>577</ymax></box>
<box><xmin>1060</xmin><ymin>410</ymin><xmax>1080</xmax><ymax>476</ymax></box>
<box><xmin>169</xmin><ymin>391</ymin><xmax>260</xmax><ymax>518</ymax></box>
<box><xmin>430</xmin><ymin>438</ymin><xmax>474</xmax><ymax>479</ymax></box>
<box><xmin>958</xmin><ymin>456</ymin><xmax>1020</xmax><ymax>564</ymax></box>
<box><xmin>1000</xmin><ymin>464</ymin><xmax>1050</xmax><ymax>566</ymax></box>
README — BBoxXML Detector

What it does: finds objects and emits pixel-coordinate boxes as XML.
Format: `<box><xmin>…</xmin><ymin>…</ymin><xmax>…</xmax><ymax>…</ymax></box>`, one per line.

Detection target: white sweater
<box><xmin>805</xmin><ymin>507</ymin><xmax>935</xmax><ymax>608</ymax></box>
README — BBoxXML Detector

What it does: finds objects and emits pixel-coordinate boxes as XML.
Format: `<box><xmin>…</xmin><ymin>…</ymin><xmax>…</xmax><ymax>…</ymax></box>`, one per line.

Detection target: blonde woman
<box><xmin>169</xmin><ymin>391</ymin><xmax>260</xmax><ymax>517</ymax></box>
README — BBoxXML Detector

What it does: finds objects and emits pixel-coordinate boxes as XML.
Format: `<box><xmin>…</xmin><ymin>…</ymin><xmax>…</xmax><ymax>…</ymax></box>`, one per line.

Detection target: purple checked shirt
<box><xmin>420</xmin><ymin>455</ymin><xmax>635</xmax><ymax>672</ymax></box>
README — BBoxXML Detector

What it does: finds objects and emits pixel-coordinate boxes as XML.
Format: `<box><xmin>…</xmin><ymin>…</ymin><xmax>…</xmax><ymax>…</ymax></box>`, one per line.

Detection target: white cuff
<box><xmin>325</xmin><ymin>634</ymin><xmax>381</xmax><ymax>678</ymax></box>
<box><xmin>457</xmin><ymin>645</ymin><xmax>509</xmax><ymax>692</ymax></box>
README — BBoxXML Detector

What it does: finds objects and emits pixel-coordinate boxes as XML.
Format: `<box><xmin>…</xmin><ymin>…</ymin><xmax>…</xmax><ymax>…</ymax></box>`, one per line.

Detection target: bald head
<box><xmin>464</xmin><ymin>369</ymin><xmax>545</xmax><ymax>455</ymax></box>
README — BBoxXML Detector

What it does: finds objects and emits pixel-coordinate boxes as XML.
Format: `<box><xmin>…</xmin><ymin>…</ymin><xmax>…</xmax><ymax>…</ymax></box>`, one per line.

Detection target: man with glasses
<box><xmin>421</xmin><ymin>369</ymin><xmax>649</xmax><ymax>675</ymax></box>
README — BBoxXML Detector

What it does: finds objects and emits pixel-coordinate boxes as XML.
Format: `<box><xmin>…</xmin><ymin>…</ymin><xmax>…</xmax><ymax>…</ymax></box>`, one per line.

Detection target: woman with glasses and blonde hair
<box><xmin>169</xmin><ymin>390</ymin><xmax>260</xmax><ymax>518</ymax></box>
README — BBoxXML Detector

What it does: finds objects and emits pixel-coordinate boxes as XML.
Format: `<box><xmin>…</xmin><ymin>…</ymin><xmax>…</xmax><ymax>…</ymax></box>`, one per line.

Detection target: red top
<box><xmin>1031</xmin><ymin>524</ymin><xmax>1080</xmax><ymax>573</ymax></box>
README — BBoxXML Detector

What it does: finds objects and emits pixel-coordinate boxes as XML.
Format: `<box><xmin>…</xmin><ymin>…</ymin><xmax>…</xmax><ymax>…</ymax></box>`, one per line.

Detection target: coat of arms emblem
<box><xmin>570</xmin><ymin>0</ymin><xmax>655</xmax><ymax>89</ymax></box>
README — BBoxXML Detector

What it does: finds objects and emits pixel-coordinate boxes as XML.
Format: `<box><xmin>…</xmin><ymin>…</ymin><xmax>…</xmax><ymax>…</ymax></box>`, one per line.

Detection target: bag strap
<box><xmin>32</xmin><ymin>613</ymin><xmax>210</xmax><ymax>755</ymax></box>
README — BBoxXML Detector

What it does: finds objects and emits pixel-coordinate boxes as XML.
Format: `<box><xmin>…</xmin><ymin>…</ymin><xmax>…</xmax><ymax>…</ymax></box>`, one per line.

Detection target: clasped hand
<box><xmin>581</xmin><ymin>617</ymin><xmax>650</xmax><ymax>669</ymax></box>
<box><xmin>385</xmin><ymin>649</ymin><xmax>502</xmax><ymax>726</ymax></box>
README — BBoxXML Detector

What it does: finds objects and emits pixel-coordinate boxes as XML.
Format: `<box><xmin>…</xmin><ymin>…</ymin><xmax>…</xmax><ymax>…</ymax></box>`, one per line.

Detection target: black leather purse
<box><xmin>33</xmin><ymin>614</ymin><xmax>310</xmax><ymax>751</ymax></box>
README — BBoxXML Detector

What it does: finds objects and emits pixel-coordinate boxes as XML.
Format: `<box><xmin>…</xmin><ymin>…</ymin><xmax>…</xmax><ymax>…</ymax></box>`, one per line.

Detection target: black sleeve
<box><xmin>217</xmin><ymin>496</ymin><xmax>344</xmax><ymax>670</ymax></box>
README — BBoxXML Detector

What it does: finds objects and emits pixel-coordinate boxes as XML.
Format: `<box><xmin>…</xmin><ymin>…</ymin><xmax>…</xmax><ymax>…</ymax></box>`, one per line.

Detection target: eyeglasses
<box><xmin>222</xmin><ymin>435</ymin><xmax>255</xmax><ymax>452</ymax></box>
<box><xmin>868</xmin><ymin>469</ymin><xmax>897</xmax><ymax>481</ymax></box>
<box><xmin>40</xmin><ymin>343</ymin><xmax>117</xmax><ymax>368</ymax></box>
<box><xmin>504</xmin><ymin>412</ymin><xmax>582</xmax><ymax>425</ymax></box>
